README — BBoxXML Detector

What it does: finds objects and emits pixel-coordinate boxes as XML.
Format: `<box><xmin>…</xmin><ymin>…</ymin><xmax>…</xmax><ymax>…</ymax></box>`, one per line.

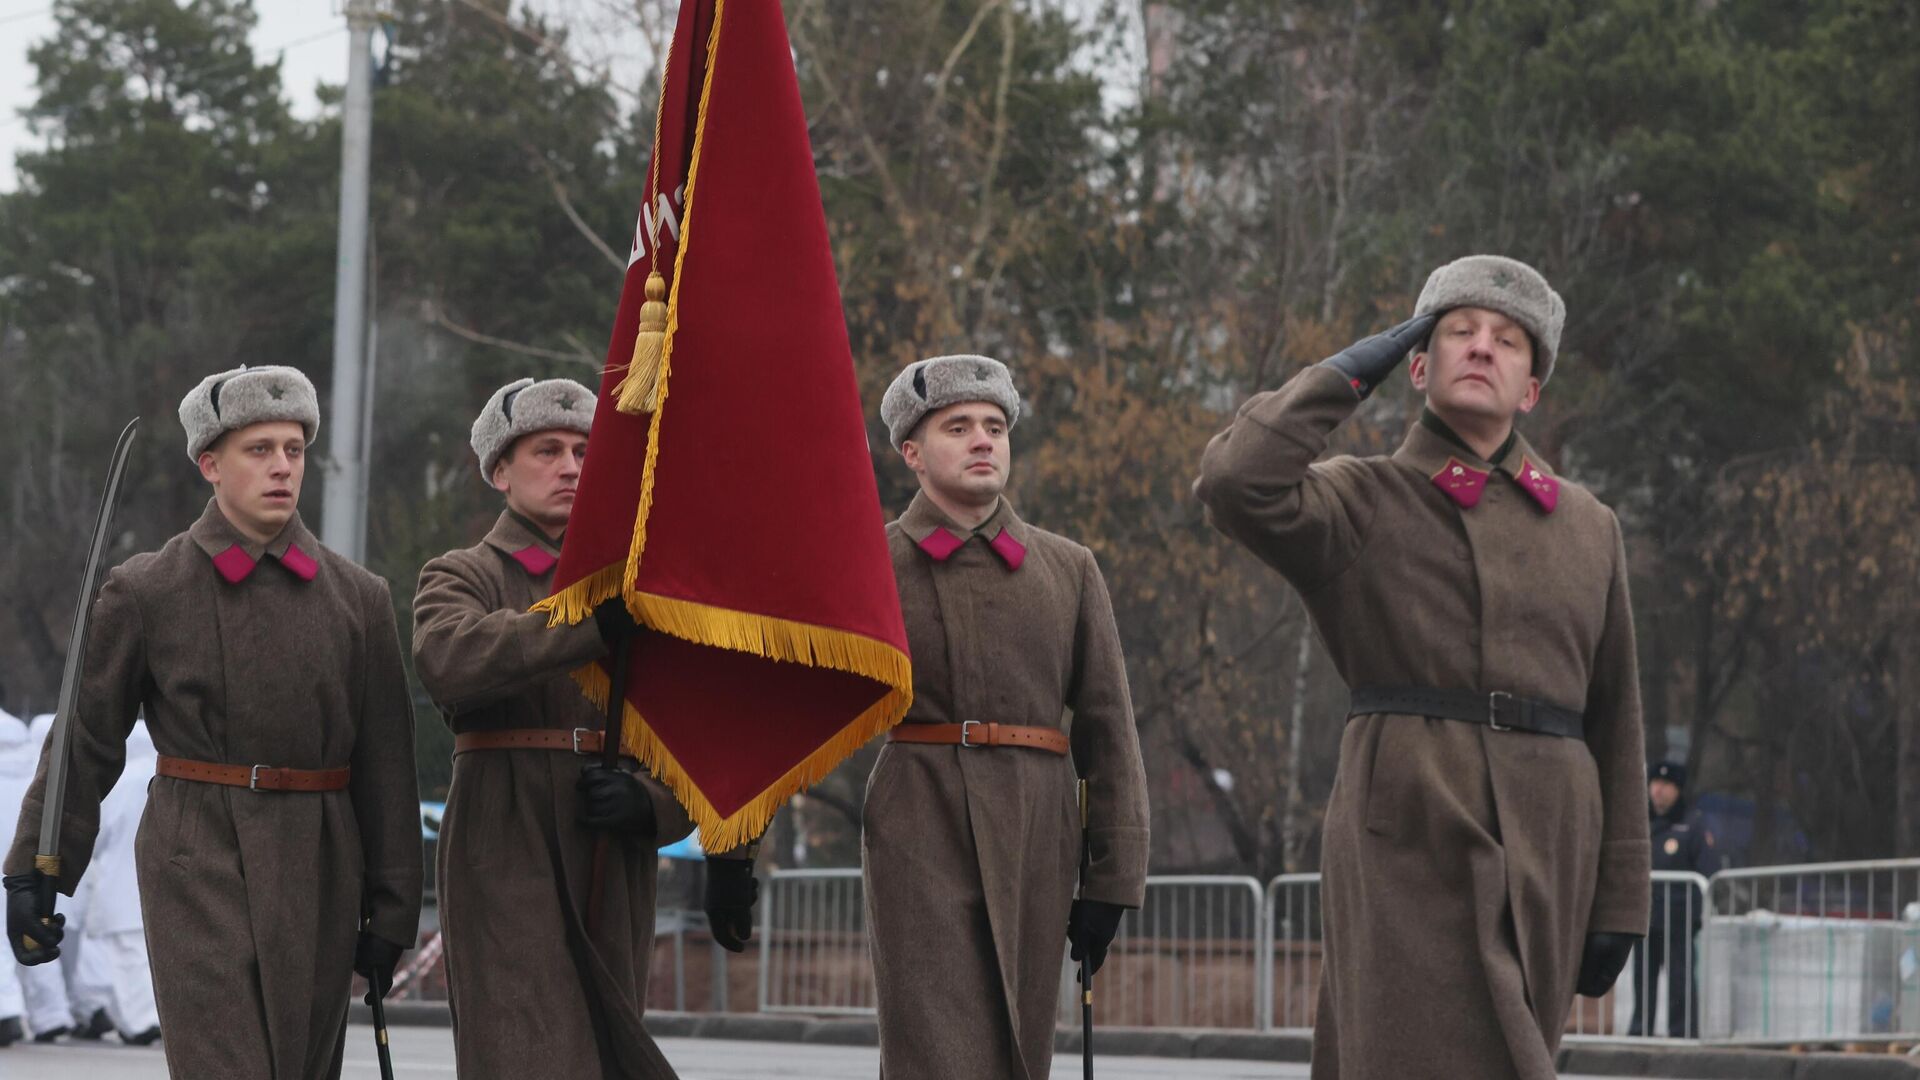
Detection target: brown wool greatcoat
<box><xmin>412</xmin><ymin>510</ymin><xmax>695</xmax><ymax>1080</ymax></box>
<box><xmin>5</xmin><ymin>500</ymin><xmax>423</xmax><ymax>1079</ymax></box>
<box><xmin>1195</xmin><ymin>365</ymin><xmax>1651</xmax><ymax>1080</ymax></box>
<box><xmin>863</xmin><ymin>493</ymin><xmax>1150</xmax><ymax>1080</ymax></box>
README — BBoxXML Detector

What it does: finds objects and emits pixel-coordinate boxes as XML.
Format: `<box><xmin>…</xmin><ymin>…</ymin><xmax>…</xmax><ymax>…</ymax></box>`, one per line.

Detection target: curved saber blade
<box><xmin>37</xmin><ymin>417</ymin><xmax>141</xmax><ymax>867</ymax></box>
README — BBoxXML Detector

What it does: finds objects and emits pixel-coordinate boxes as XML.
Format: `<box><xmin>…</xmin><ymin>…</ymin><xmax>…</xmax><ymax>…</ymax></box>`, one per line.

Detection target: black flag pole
<box><xmin>586</xmin><ymin>632</ymin><xmax>634</xmax><ymax>935</ymax></box>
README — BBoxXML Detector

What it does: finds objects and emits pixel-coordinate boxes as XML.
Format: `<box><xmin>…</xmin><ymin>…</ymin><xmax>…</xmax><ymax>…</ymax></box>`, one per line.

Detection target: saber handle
<box><xmin>20</xmin><ymin>868</ymin><xmax>59</xmax><ymax>953</ymax></box>
<box><xmin>1077</xmin><ymin>777</ymin><xmax>1093</xmax><ymax>1079</ymax></box>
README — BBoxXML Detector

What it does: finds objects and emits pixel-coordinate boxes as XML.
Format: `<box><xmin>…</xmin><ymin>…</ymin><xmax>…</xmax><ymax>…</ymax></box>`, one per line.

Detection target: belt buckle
<box><xmin>1488</xmin><ymin>691</ymin><xmax>1514</xmax><ymax>732</ymax></box>
<box><xmin>249</xmin><ymin>764</ymin><xmax>267</xmax><ymax>791</ymax></box>
<box><xmin>959</xmin><ymin>720</ymin><xmax>982</xmax><ymax>748</ymax></box>
<box><xmin>571</xmin><ymin>728</ymin><xmax>593</xmax><ymax>755</ymax></box>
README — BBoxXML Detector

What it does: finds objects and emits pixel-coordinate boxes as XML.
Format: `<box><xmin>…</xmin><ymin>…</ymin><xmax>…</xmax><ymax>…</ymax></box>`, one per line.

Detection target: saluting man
<box><xmin>1195</xmin><ymin>256</ymin><xmax>1650</xmax><ymax>1079</ymax></box>
<box><xmin>867</xmin><ymin>354</ymin><xmax>1151</xmax><ymax>1080</ymax></box>
<box><xmin>4</xmin><ymin>364</ymin><xmax>423</xmax><ymax>1079</ymax></box>
<box><xmin>412</xmin><ymin>377</ymin><xmax>695</xmax><ymax>1080</ymax></box>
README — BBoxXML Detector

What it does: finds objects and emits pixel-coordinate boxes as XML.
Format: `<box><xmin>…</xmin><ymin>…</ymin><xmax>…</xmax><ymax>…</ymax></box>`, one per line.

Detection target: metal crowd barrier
<box><xmin>757</xmin><ymin>868</ymin><xmax>875</xmax><ymax>1014</ymax></box>
<box><xmin>1265</xmin><ymin>873</ymin><xmax>1322</xmax><ymax>1032</ymax></box>
<box><xmin>1572</xmin><ymin>872</ymin><xmax>1711</xmax><ymax>1041</ymax></box>
<box><xmin>752</xmin><ymin>859</ymin><xmax>1920</xmax><ymax>1044</ymax></box>
<box><xmin>756</xmin><ymin>869</ymin><xmax>1266</xmax><ymax>1026</ymax></box>
<box><xmin>1053</xmin><ymin>875</ymin><xmax>1268</xmax><ymax>1030</ymax></box>
<box><xmin>1701</xmin><ymin>859</ymin><xmax>1920</xmax><ymax>1043</ymax></box>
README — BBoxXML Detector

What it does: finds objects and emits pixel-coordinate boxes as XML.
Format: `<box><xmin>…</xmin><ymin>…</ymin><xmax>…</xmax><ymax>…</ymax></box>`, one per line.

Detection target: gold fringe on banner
<box><xmin>533</xmin><ymin>0</ymin><xmax>913</xmax><ymax>853</ymax></box>
<box><xmin>568</xmin><ymin>601</ymin><xmax>912</xmax><ymax>854</ymax></box>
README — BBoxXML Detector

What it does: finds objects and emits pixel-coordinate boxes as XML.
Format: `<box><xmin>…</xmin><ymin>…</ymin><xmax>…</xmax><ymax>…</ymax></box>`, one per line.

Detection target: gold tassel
<box><xmin>615</xmin><ymin>271</ymin><xmax>669</xmax><ymax>415</ymax></box>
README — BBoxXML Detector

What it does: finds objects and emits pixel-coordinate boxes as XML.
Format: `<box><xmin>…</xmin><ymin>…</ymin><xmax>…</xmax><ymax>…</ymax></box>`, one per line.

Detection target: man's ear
<box><xmin>1408</xmin><ymin>352</ymin><xmax>1430</xmax><ymax>392</ymax></box>
<box><xmin>1516</xmin><ymin>377</ymin><xmax>1542</xmax><ymax>415</ymax></box>
<box><xmin>490</xmin><ymin>460</ymin><xmax>511</xmax><ymax>494</ymax></box>
<box><xmin>198</xmin><ymin>451</ymin><xmax>220</xmax><ymax>485</ymax></box>
<box><xmin>900</xmin><ymin>440</ymin><xmax>924</xmax><ymax>474</ymax></box>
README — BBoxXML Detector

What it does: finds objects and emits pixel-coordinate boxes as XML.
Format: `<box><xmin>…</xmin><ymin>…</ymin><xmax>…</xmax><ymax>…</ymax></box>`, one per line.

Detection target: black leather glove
<box><xmin>704</xmin><ymin>857</ymin><xmax>759</xmax><ymax>953</ymax></box>
<box><xmin>1067</xmin><ymin>898</ymin><xmax>1127</xmax><ymax>977</ymax></box>
<box><xmin>577</xmin><ymin>765</ymin><xmax>658</xmax><ymax>836</ymax></box>
<box><xmin>4</xmin><ymin>870</ymin><xmax>63</xmax><ymax>966</ymax></box>
<box><xmin>354</xmin><ymin>929</ymin><xmax>406</xmax><ymax>999</ymax></box>
<box><xmin>1319</xmin><ymin>313</ymin><xmax>1440</xmax><ymax>400</ymax></box>
<box><xmin>1575</xmin><ymin>930</ymin><xmax>1640</xmax><ymax>997</ymax></box>
<box><xmin>592</xmin><ymin>597</ymin><xmax>640</xmax><ymax>647</ymax></box>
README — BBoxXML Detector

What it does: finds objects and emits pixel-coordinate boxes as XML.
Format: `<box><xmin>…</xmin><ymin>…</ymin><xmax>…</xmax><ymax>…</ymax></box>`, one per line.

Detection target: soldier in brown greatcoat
<box><xmin>863</xmin><ymin>354</ymin><xmax>1151</xmax><ymax>1079</ymax></box>
<box><xmin>411</xmin><ymin>377</ymin><xmax>695</xmax><ymax>1080</ymax></box>
<box><xmin>1195</xmin><ymin>256</ymin><xmax>1650</xmax><ymax>1079</ymax></box>
<box><xmin>4</xmin><ymin>365</ymin><xmax>423</xmax><ymax>1079</ymax></box>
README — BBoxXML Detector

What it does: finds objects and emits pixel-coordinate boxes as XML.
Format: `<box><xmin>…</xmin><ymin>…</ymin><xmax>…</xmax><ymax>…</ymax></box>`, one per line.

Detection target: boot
<box><xmin>123</xmin><ymin>1025</ymin><xmax>161</xmax><ymax>1046</ymax></box>
<box><xmin>72</xmin><ymin>1007</ymin><xmax>113</xmax><ymax>1040</ymax></box>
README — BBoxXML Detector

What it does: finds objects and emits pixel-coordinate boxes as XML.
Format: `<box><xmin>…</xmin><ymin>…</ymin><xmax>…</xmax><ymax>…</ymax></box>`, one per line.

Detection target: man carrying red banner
<box><xmin>412</xmin><ymin>377</ymin><xmax>695</xmax><ymax>1079</ymax></box>
<box><xmin>531</xmin><ymin>0</ymin><xmax>913</xmax><ymax>873</ymax></box>
<box><xmin>867</xmin><ymin>354</ymin><xmax>1151</xmax><ymax>1079</ymax></box>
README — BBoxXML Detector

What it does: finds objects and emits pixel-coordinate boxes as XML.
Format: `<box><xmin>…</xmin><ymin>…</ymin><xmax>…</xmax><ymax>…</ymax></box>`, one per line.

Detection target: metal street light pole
<box><xmin>321</xmin><ymin>0</ymin><xmax>381</xmax><ymax>563</ymax></box>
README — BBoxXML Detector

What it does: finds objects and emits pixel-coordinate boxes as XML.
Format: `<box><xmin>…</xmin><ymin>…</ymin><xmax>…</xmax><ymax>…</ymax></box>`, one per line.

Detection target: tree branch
<box><xmin>923</xmin><ymin>0</ymin><xmax>1002</xmax><ymax>129</ymax></box>
<box><xmin>429</xmin><ymin>303</ymin><xmax>598</xmax><ymax>368</ymax></box>
<box><xmin>529</xmin><ymin>151</ymin><xmax>627</xmax><ymax>273</ymax></box>
<box><xmin>954</xmin><ymin>1</ymin><xmax>1016</xmax><ymax>330</ymax></box>
<box><xmin>789</xmin><ymin>10</ymin><xmax>915</xmax><ymax>241</ymax></box>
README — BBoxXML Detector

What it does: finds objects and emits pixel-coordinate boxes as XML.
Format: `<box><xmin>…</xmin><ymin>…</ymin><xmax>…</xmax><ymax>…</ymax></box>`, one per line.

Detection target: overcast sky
<box><xmin>0</xmin><ymin>0</ymin><xmax>659</xmax><ymax>192</ymax></box>
<box><xmin>0</xmin><ymin>1</ymin><xmax>1138</xmax><ymax>193</ymax></box>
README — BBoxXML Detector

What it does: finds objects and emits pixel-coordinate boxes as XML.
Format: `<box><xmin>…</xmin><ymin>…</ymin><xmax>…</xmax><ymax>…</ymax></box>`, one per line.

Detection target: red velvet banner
<box><xmin>540</xmin><ymin>0</ymin><xmax>911</xmax><ymax>851</ymax></box>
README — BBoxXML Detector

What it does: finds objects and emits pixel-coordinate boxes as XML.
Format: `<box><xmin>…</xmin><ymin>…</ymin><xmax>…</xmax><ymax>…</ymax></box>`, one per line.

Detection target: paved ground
<box><xmin>0</xmin><ymin>1025</ymin><xmax>1692</xmax><ymax>1079</ymax></box>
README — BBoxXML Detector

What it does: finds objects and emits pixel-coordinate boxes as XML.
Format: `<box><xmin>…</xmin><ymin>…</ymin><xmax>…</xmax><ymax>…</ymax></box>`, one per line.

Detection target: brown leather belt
<box><xmin>157</xmin><ymin>755</ymin><xmax>351</xmax><ymax>792</ymax></box>
<box><xmin>887</xmin><ymin>722</ymin><xmax>1069</xmax><ymax>756</ymax></box>
<box><xmin>453</xmin><ymin>727</ymin><xmax>614</xmax><ymax>756</ymax></box>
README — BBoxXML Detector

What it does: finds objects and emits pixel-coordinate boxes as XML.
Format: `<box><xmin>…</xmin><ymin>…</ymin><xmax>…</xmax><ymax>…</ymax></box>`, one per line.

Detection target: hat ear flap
<box><xmin>912</xmin><ymin>365</ymin><xmax>928</xmax><ymax>401</ymax></box>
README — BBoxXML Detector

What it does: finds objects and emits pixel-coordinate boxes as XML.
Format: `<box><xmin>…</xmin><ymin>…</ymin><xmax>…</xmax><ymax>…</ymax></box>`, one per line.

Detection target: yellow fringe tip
<box><xmin>570</xmin><ymin>635</ymin><xmax>911</xmax><ymax>854</ymax></box>
<box><xmin>532</xmin><ymin>562</ymin><xmax>628</xmax><ymax>628</ymax></box>
<box><xmin>615</xmin><ymin>271</ymin><xmax>669</xmax><ymax>415</ymax></box>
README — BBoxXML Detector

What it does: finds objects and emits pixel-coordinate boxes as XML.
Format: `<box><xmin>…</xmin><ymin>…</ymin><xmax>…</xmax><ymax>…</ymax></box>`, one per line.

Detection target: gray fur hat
<box><xmin>178</xmin><ymin>364</ymin><xmax>321</xmax><ymax>461</ymax></box>
<box><xmin>471</xmin><ymin>377</ymin><xmax>596</xmax><ymax>482</ymax></box>
<box><xmin>880</xmin><ymin>354</ymin><xmax>1022</xmax><ymax>450</ymax></box>
<box><xmin>1414</xmin><ymin>255</ymin><xmax>1566</xmax><ymax>384</ymax></box>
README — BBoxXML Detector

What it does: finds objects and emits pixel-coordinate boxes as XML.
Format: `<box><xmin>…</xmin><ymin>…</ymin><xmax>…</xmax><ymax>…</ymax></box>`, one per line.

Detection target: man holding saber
<box><xmin>4</xmin><ymin>365</ymin><xmax>423</xmax><ymax>1079</ymax></box>
<box><xmin>867</xmin><ymin>354</ymin><xmax>1150</xmax><ymax>1079</ymax></box>
<box><xmin>412</xmin><ymin>376</ymin><xmax>694</xmax><ymax>1079</ymax></box>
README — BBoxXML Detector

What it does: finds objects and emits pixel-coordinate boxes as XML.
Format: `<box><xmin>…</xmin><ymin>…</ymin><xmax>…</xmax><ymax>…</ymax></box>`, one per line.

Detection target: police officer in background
<box><xmin>1630</xmin><ymin>761</ymin><xmax>1718</xmax><ymax>1037</ymax></box>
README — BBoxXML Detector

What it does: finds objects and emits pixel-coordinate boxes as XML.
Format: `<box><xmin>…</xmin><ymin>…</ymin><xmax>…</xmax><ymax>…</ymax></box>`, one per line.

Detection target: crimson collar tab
<box><xmin>1513</xmin><ymin>456</ymin><xmax>1559</xmax><ymax>513</ymax></box>
<box><xmin>1429</xmin><ymin>455</ymin><xmax>1559</xmax><ymax>514</ymax></box>
<box><xmin>210</xmin><ymin>542</ymin><xmax>318</xmax><ymax>585</ymax></box>
<box><xmin>916</xmin><ymin>526</ymin><xmax>1026</xmax><ymax>570</ymax></box>
<box><xmin>511</xmin><ymin>545</ymin><xmax>558</xmax><ymax>576</ymax></box>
